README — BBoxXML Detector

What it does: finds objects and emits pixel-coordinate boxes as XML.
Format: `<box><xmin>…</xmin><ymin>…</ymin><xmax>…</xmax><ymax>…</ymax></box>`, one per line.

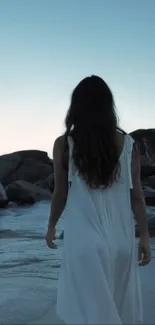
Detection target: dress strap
<box><xmin>68</xmin><ymin>136</ymin><xmax>74</xmax><ymax>183</ymax></box>
<box><xmin>125</xmin><ymin>135</ymin><xmax>135</xmax><ymax>189</ymax></box>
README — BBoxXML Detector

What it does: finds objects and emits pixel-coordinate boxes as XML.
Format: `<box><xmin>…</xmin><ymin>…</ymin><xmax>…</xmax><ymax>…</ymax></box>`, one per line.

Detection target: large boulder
<box><xmin>0</xmin><ymin>150</ymin><xmax>53</xmax><ymax>186</ymax></box>
<box><xmin>143</xmin><ymin>186</ymin><xmax>155</xmax><ymax>206</ymax></box>
<box><xmin>0</xmin><ymin>152</ymin><xmax>22</xmax><ymax>186</ymax></box>
<box><xmin>35</xmin><ymin>174</ymin><xmax>54</xmax><ymax>192</ymax></box>
<box><xmin>143</xmin><ymin>175</ymin><xmax>155</xmax><ymax>189</ymax></box>
<box><xmin>130</xmin><ymin>129</ymin><xmax>155</xmax><ymax>208</ymax></box>
<box><xmin>136</xmin><ymin>206</ymin><xmax>155</xmax><ymax>237</ymax></box>
<box><xmin>0</xmin><ymin>150</ymin><xmax>54</xmax><ymax>205</ymax></box>
<box><xmin>9</xmin><ymin>158</ymin><xmax>53</xmax><ymax>184</ymax></box>
<box><xmin>0</xmin><ymin>182</ymin><xmax>8</xmax><ymax>200</ymax></box>
<box><xmin>0</xmin><ymin>182</ymin><xmax>8</xmax><ymax>208</ymax></box>
<box><xmin>6</xmin><ymin>180</ymin><xmax>52</xmax><ymax>205</ymax></box>
<box><xmin>130</xmin><ymin>129</ymin><xmax>155</xmax><ymax>179</ymax></box>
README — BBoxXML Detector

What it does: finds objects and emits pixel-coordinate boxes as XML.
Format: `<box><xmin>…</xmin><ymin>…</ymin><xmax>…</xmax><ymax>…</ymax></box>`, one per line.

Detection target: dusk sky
<box><xmin>0</xmin><ymin>0</ymin><xmax>155</xmax><ymax>157</ymax></box>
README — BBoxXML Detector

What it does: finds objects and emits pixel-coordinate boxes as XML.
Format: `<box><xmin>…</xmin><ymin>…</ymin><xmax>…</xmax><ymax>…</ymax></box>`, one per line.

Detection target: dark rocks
<box><xmin>144</xmin><ymin>175</ymin><xmax>155</xmax><ymax>189</ymax></box>
<box><xmin>136</xmin><ymin>206</ymin><xmax>155</xmax><ymax>237</ymax></box>
<box><xmin>59</xmin><ymin>230</ymin><xmax>64</xmax><ymax>240</ymax></box>
<box><xmin>0</xmin><ymin>199</ymin><xmax>9</xmax><ymax>208</ymax></box>
<box><xmin>1</xmin><ymin>128</ymin><xmax>155</xmax><ymax>211</ymax></box>
<box><xmin>0</xmin><ymin>150</ymin><xmax>53</xmax><ymax>205</ymax></box>
<box><xmin>0</xmin><ymin>182</ymin><xmax>7</xmax><ymax>199</ymax></box>
<box><xmin>130</xmin><ymin>129</ymin><xmax>155</xmax><ymax>208</ymax></box>
<box><xmin>9</xmin><ymin>158</ymin><xmax>53</xmax><ymax>185</ymax></box>
<box><xmin>6</xmin><ymin>180</ymin><xmax>52</xmax><ymax>205</ymax></box>
<box><xmin>143</xmin><ymin>186</ymin><xmax>155</xmax><ymax>206</ymax></box>
<box><xmin>135</xmin><ymin>226</ymin><xmax>155</xmax><ymax>238</ymax></box>
<box><xmin>0</xmin><ymin>152</ymin><xmax>22</xmax><ymax>187</ymax></box>
<box><xmin>0</xmin><ymin>150</ymin><xmax>53</xmax><ymax>187</ymax></box>
<box><xmin>130</xmin><ymin>129</ymin><xmax>155</xmax><ymax>179</ymax></box>
<box><xmin>35</xmin><ymin>174</ymin><xmax>54</xmax><ymax>192</ymax></box>
<box><xmin>0</xmin><ymin>182</ymin><xmax>9</xmax><ymax>208</ymax></box>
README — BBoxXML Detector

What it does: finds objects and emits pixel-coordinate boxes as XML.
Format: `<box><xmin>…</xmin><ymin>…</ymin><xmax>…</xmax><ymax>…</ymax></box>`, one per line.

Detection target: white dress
<box><xmin>57</xmin><ymin>135</ymin><xmax>143</xmax><ymax>325</ymax></box>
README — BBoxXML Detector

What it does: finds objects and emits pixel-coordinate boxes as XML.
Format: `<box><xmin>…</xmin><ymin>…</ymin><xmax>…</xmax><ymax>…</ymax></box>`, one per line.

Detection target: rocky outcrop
<box><xmin>1</xmin><ymin>129</ymin><xmax>155</xmax><ymax>208</ymax></box>
<box><xmin>6</xmin><ymin>180</ymin><xmax>52</xmax><ymax>205</ymax></box>
<box><xmin>0</xmin><ymin>150</ymin><xmax>53</xmax><ymax>186</ymax></box>
<box><xmin>130</xmin><ymin>129</ymin><xmax>155</xmax><ymax>179</ymax></box>
<box><xmin>143</xmin><ymin>186</ymin><xmax>155</xmax><ymax>206</ymax></box>
<box><xmin>130</xmin><ymin>129</ymin><xmax>155</xmax><ymax>208</ymax></box>
<box><xmin>0</xmin><ymin>182</ymin><xmax>7</xmax><ymax>200</ymax></box>
<box><xmin>35</xmin><ymin>174</ymin><xmax>54</xmax><ymax>192</ymax></box>
<box><xmin>136</xmin><ymin>205</ymin><xmax>155</xmax><ymax>237</ymax></box>
<box><xmin>0</xmin><ymin>150</ymin><xmax>53</xmax><ymax>206</ymax></box>
<box><xmin>143</xmin><ymin>175</ymin><xmax>155</xmax><ymax>189</ymax></box>
<box><xmin>59</xmin><ymin>230</ymin><xmax>64</xmax><ymax>240</ymax></box>
<box><xmin>0</xmin><ymin>152</ymin><xmax>22</xmax><ymax>186</ymax></box>
<box><xmin>0</xmin><ymin>182</ymin><xmax>8</xmax><ymax>208</ymax></box>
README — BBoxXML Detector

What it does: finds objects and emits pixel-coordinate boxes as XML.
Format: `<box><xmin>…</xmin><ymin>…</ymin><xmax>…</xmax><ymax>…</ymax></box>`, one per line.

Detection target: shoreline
<box><xmin>0</xmin><ymin>242</ymin><xmax>155</xmax><ymax>325</ymax></box>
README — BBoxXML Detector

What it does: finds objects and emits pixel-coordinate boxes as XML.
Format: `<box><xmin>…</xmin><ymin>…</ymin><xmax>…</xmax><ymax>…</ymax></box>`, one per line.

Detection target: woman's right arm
<box><xmin>130</xmin><ymin>143</ymin><xmax>151</xmax><ymax>265</ymax></box>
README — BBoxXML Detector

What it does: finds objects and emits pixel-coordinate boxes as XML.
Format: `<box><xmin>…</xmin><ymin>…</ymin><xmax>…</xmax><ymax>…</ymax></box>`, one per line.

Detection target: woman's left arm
<box><xmin>46</xmin><ymin>136</ymin><xmax>68</xmax><ymax>247</ymax></box>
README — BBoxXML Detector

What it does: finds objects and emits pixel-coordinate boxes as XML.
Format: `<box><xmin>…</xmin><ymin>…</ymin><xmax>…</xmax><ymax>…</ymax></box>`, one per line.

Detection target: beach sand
<box><xmin>0</xmin><ymin>247</ymin><xmax>155</xmax><ymax>325</ymax></box>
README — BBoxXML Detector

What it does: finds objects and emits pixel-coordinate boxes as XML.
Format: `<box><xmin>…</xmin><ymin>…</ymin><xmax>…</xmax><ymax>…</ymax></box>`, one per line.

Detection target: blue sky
<box><xmin>0</xmin><ymin>0</ymin><xmax>155</xmax><ymax>156</ymax></box>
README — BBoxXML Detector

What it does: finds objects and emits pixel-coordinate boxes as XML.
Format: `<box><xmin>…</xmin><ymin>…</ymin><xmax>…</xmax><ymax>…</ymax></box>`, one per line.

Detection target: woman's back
<box><xmin>66</xmin><ymin>132</ymin><xmax>133</xmax><ymax>222</ymax></box>
<box><xmin>57</xmin><ymin>133</ymin><xmax>142</xmax><ymax>325</ymax></box>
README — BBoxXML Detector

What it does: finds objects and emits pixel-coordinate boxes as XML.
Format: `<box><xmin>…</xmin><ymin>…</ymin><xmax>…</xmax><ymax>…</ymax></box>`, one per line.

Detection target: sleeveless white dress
<box><xmin>56</xmin><ymin>135</ymin><xmax>143</xmax><ymax>324</ymax></box>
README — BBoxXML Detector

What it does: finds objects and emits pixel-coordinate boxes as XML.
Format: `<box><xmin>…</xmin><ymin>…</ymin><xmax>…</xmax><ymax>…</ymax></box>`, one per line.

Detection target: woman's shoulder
<box><xmin>53</xmin><ymin>135</ymin><xmax>66</xmax><ymax>152</ymax></box>
<box><xmin>53</xmin><ymin>135</ymin><xmax>69</xmax><ymax>169</ymax></box>
<box><xmin>116</xmin><ymin>131</ymin><xmax>135</xmax><ymax>158</ymax></box>
<box><xmin>116</xmin><ymin>130</ymin><xmax>134</xmax><ymax>145</ymax></box>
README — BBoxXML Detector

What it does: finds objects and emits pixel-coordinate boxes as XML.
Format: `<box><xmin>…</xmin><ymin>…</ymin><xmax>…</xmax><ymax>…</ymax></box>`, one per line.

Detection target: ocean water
<box><xmin>0</xmin><ymin>202</ymin><xmax>63</xmax><ymax>281</ymax></box>
<box><xmin>0</xmin><ymin>202</ymin><xmax>155</xmax><ymax>324</ymax></box>
<box><xmin>0</xmin><ymin>202</ymin><xmax>64</xmax><ymax>324</ymax></box>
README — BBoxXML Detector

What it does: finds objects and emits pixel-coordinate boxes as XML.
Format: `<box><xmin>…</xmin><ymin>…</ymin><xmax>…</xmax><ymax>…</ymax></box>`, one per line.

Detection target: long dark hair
<box><xmin>65</xmin><ymin>75</ymin><xmax>121</xmax><ymax>188</ymax></box>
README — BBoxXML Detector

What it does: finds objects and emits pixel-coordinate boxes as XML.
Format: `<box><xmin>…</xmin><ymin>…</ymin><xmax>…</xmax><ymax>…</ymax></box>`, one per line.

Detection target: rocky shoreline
<box><xmin>0</xmin><ymin>129</ymin><xmax>155</xmax><ymax>234</ymax></box>
<box><xmin>0</xmin><ymin>150</ymin><xmax>54</xmax><ymax>206</ymax></box>
<box><xmin>130</xmin><ymin>129</ymin><xmax>155</xmax><ymax>206</ymax></box>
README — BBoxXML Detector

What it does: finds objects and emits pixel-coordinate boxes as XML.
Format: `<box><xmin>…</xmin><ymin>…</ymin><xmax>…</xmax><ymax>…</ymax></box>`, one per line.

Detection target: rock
<box><xmin>0</xmin><ymin>150</ymin><xmax>53</xmax><ymax>186</ymax></box>
<box><xmin>136</xmin><ymin>206</ymin><xmax>155</xmax><ymax>237</ymax></box>
<box><xmin>0</xmin><ymin>182</ymin><xmax>8</xmax><ymax>200</ymax></box>
<box><xmin>0</xmin><ymin>200</ymin><xmax>9</xmax><ymax>208</ymax></box>
<box><xmin>130</xmin><ymin>129</ymin><xmax>155</xmax><ymax>179</ymax></box>
<box><xmin>59</xmin><ymin>230</ymin><xmax>64</xmax><ymax>240</ymax></box>
<box><xmin>0</xmin><ymin>150</ymin><xmax>54</xmax><ymax>205</ymax></box>
<box><xmin>35</xmin><ymin>174</ymin><xmax>54</xmax><ymax>193</ymax></box>
<box><xmin>0</xmin><ymin>182</ymin><xmax>9</xmax><ymax>208</ymax></box>
<box><xmin>145</xmin><ymin>197</ymin><xmax>155</xmax><ymax>206</ymax></box>
<box><xmin>143</xmin><ymin>186</ymin><xmax>155</xmax><ymax>206</ymax></box>
<box><xmin>6</xmin><ymin>180</ymin><xmax>52</xmax><ymax>205</ymax></box>
<box><xmin>10</xmin><ymin>158</ymin><xmax>53</xmax><ymax>184</ymax></box>
<box><xmin>0</xmin><ymin>152</ymin><xmax>22</xmax><ymax>186</ymax></box>
<box><xmin>135</xmin><ymin>226</ymin><xmax>155</xmax><ymax>237</ymax></box>
<box><xmin>8</xmin><ymin>202</ymin><xmax>18</xmax><ymax>208</ymax></box>
<box><xmin>144</xmin><ymin>175</ymin><xmax>155</xmax><ymax>189</ymax></box>
<box><xmin>141</xmin><ymin>166</ymin><xmax>155</xmax><ymax>179</ymax></box>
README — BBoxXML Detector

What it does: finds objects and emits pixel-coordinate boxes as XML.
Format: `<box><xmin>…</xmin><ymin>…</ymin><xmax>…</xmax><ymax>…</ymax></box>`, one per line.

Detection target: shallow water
<box><xmin>0</xmin><ymin>202</ymin><xmax>64</xmax><ymax>324</ymax></box>
<box><xmin>0</xmin><ymin>202</ymin><xmax>63</xmax><ymax>282</ymax></box>
<box><xmin>0</xmin><ymin>202</ymin><xmax>155</xmax><ymax>324</ymax></box>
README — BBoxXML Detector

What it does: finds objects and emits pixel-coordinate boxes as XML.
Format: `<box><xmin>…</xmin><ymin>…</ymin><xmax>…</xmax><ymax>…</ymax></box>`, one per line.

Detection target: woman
<box><xmin>46</xmin><ymin>76</ymin><xmax>151</xmax><ymax>324</ymax></box>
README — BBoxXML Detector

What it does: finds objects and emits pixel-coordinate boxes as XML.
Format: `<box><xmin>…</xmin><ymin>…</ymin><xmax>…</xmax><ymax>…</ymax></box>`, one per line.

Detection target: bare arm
<box><xmin>47</xmin><ymin>136</ymin><xmax>68</xmax><ymax>230</ymax></box>
<box><xmin>130</xmin><ymin>144</ymin><xmax>149</xmax><ymax>236</ymax></box>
